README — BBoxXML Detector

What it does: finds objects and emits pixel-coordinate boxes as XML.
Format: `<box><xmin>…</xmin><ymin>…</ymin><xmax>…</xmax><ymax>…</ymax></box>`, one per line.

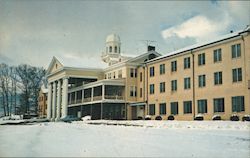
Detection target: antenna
<box><xmin>140</xmin><ymin>40</ymin><xmax>156</xmax><ymax>46</ymax></box>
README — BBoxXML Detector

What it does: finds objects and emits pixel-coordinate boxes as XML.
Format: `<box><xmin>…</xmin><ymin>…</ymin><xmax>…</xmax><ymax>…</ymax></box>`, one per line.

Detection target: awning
<box><xmin>129</xmin><ymin>102</ymin><xmax>146</xmax><ymax>106</ymax></box>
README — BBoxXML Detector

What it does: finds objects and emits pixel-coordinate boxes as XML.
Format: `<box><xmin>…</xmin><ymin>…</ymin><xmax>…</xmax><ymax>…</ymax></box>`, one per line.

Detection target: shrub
<box><xmin>194</xmin><ymin>116</ymin><xmax>204</xmax><ymax>121</ymax></box>
<box><xmin>242</xmin><ymin>115</ymin><xmax>250</xmax><ymax>121</ymax></box>
<box><xmin>145</xmin><ymin>115</ymin><xmax>151</xmax><ymax>120</ymax></box>
<box><xmin>230</xmin><ymin>115</ymin><xmax>239</xmax><ymax>121</ymax></box>
<box><xmin>155</xmin><ymin>116</ymin><xmax>162</xmax><ymax>120</ymax></box>
<box><xmin>168</xmin><ymin>115</ymin><xmax>174</xmax><ymax>120</ymax></box>
<box><xmin>137</xmin><ymin>116</ymin><xmax>143</xmax><ymax>120</ymax></box>
<box><xmin>212</xmin><ymin>115</ymin><xmax>221</xmax><ymax>121</ymax></box>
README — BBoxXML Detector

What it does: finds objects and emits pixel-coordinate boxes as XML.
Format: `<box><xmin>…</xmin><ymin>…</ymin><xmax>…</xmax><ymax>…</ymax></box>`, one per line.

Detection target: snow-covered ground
<box><xmin>0</xmin><ymin>121</ymin><xmax>249</xmax><ymax>157</ymax></box>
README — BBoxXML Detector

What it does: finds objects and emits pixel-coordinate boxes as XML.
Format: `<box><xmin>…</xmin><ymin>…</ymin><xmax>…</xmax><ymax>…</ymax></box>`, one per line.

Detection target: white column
<box><xmin>56</xmin><ymin>80</ymin><xmax>62</xmax><ymax>121</ymax></box>
<box><xmin>52</xmin><ymin>82</ymin><xmax>57</xmax><ymax>121</ymax></box>
<box><xmin>102</xmin><ymin>85</ymin><xmax>105</xmax><ymax>100</ymax></box>
<box><xmin>47</xmin><ymin>83</ymin><xmax>52</xmax><ymax>120</ymax></box>
<box><xmin>61</xmin><ymin>77</ymin><xmax>68</xmax><ymax>118</ymax></box>
<box><xmin>91</xmin><ymin>87</ymin><xmax>94</xmax><ymax>102</ymax></box>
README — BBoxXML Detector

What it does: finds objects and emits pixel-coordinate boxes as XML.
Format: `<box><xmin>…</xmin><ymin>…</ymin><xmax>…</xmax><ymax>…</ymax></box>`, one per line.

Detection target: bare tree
<box><xmin>0</xmin><ymin>63</ymin><xmax>11</xmax><ymax>116</ymax></box>
<box><xmin>16</xmin><ymin>64</ymin><xmax>45</xmax><ymax>114</ymax></box>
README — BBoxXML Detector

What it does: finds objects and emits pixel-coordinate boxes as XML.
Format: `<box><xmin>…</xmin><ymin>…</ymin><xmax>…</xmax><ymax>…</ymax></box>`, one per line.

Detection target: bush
<box><xmin>168</xmin><ymin>115</ymin><xmax>174</xmax><ymax>120</ymax></box>
<box><xmin>145</xmin><ymin>115</ymin><xmax>151</xmax><ymax>120</ymax></box>
<box><xmin>137</xmin><ymin>116</ymin><xmax>143</xmax><ymax>120</ymax></box>
<box><xmin>194</xmin><ymin>116</ymin><xmax>204</xmax><ymax>121</ymax></box>
<box><xmin>242</xmin><ymin>115</ymin><xmax>250</xmax><ymax>121</ymax></box>
<box><xmin>212</xmin><ymin>115</ymin><xmax>221</xmax><ymax>121</ymax></box>
<box><xmin>230</xmin><ymin>115</ymin><xmax>239</xmax><ymax>121</ymax></box>
<box><xmin>155</xmin><ymin>116</ymin><xmax>162</xmax><ymax>120</ymax></box>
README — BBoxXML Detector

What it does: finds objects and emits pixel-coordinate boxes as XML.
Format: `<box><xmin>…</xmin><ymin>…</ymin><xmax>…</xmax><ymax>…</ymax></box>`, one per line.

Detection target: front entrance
<box><xmin>131</xmin><ymin>105</ymin><xmax>145</xmax><ymax>120</ymax></box>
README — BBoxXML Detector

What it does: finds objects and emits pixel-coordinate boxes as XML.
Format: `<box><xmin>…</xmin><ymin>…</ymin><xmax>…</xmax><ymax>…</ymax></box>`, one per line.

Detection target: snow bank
<box><xmin>82</xmin><ymin>120</ymin><xmax>250</xmax><ymax>131</ymax></box>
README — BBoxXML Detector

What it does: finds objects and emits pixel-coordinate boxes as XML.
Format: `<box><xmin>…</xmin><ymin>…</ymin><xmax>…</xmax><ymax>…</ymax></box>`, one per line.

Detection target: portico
<box><xmin>46</xmin><ymin>56</ymin><xmax>103</xmax><ymax>121</ymax></box>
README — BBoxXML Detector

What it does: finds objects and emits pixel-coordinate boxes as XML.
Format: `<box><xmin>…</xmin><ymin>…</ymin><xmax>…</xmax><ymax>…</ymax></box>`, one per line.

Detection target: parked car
<box><xmin>61</xmin><ymin>115</ymin><xmax>81</xmax><ymax>123</ymax></box>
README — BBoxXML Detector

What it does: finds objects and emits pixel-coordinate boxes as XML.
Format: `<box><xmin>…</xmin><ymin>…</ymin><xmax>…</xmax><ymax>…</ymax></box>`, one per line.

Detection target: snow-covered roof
<box><xmin>148</xmin><ymin>26</ymin><xmax>250</xmax><ymax>63</ymax></box>
<box><xmin>41</xmin><ymin>84</ymin><xmax>48</xmax><ymax>93</ymax></box>
<box><xmin>55</xmin><ymin>55</ymin><xmax>108</xmax><ymax>69</ymax></box>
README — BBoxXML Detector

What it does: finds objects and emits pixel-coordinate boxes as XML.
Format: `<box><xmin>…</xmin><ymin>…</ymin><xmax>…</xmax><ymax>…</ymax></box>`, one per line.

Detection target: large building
<box><xmin>46</xmin><ymin>26</ymin><xmax>250</xmax><ymax>121</ymax></box>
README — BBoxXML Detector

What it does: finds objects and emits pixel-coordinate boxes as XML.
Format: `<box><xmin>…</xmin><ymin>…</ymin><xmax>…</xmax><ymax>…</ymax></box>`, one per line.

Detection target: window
<box><xmin>109</xmin><ymin>46</ymin><xmax>112</xmax><ymax>52</ymax></box>
<box><xmin>160</xmin><ymin>64</ymin><xmax>165</xmax><ymax>75</ymax></box>
<box><xmin>140</xmin><ymin>72</ymin><xmax>142</xmax><ymax>82</ymax></box>
<box><xmin>118</xmin><ymin>70</ymin><xmax>122</xmax><ymax>78</ymax></box>
<box><xmin>159</xmin><ymin>103</ymin><xmax>166</xmax><ymax>115</ymax></box>
<box><xmin>171</xmin><ymin>102</ymin><xmax>178</xmax><ymax>115</ymax></box>
<box><xmin>140</xmin><ymin>88</ymin><xmax>142</xmax><ymax>98</ymax></box>
<box><xmin>134</xmin><ymin>86</ymin><xmax>137</xmax><ymax>97</ymax></box>
<box><xmin>115</xmin><ymin>46</ymin><xmax>117</xmax><ymax>53</ymax></box>
<box><xmin>113</xmin><ymin>72</ymin><xmax>116</xmax><ymax>79</ymax></box>
<box><xmin>150</xmin><ymin>84</ymin><xmax>154</xmax><ymax>94</ymax></box>
<box><xmin>232</xmin><ymin>44</ymin><xmax>241</xmax><ymax>58</ymax></box>
<box><xmin>232</xmin><ymin>68</ymin><xmax>242</xmax><ymax>82</ymax></box>
<box><xmin>184</xmin><ymin>77</ymin><xmax>191</xmax><ymax>89</ymax></box>
<box><xmin>214</xmin><ymin>72</ymin><xmax>222</xmax><ymax>85</ymax></box>
<box><xmin>105</xmin><ymin>74</ymin><xmax>107</xmax><ymax>79</ymax></box>
<box><xmin>150</xmin><ymin>67</ymin><xmax>154</xmax><ymax>77</ymax></box>
<box><xmin>130</xmin><ymin>86</ymin><xmax>136</xmax><ymax>97</ymax></box>
<box><xmin>214</xmin><ymin>49</ymin><xmax>222</xmax><ymax>62</ymax></box>
<box><xmin>149</xmin><ymin>104</ymin><xmax>155</xmax><ymax>115</ymax></box>
<box><xmin>198</xmin><ymin>53</ymin><xmax>205</xmax><ymax>66</ymax></box>
<box><xmin>108</xmin><ymin>73</ymin><xmax>111</xmax><ymax>79</ymax></box>
<box><xmin>160</xmin><ymin>82</ymin><xmax>165</xmax><ymax>93</ymax></box>
<box><xmin>232</xmin><ymin>96</ymin><xmax>244</xmax><ymax>112</ymax></box>
<box><xmin>135</xmin><ymin>69</ymin><xmax>137</xmax><ymax>78</ymax></box>
<box><xmin>198</xmin><ymin>75</ymin><xmax>206</xmax><ymax>87</ymax></box>
<box><xmin>184</xmin><ymin>57</ymin><xmax>190</xmax><ymax>69</ymax></box>
<box><xmin>130</xmin><ymin>86</ymin><xmax>133</xmax><ymax>97</ymax></box>
<box><xmin>171</xmin><ymin>61</ymin><xmax>177</xmax><ymax>72</ymax></box>
<box><xmin>198</xmin><ymin>99</ymin><xmax>207</xmax><ymax>113</ymax></box>
<box><xmin>214</xmin><ymin>98</ymin><xmax>224</xmax><ymax>113</ymax></box>
<box><xmin>171</xmin><ymin>80</ymin><xmax>177</xmax><ymax>91</ymax></box>
<box><xmin>183</xmin><ymin>101</ymin><xmax>192</xmax><ymax>114</ymax></box>
<box><xmin>130</xmin><ymin>68</ymin><xmax>134</xmax><ymax>77</ymax></box>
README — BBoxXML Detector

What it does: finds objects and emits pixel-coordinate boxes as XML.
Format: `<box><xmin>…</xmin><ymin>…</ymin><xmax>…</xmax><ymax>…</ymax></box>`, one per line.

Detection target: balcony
<box><xmin>105</xmin><ymin>95</ymin><xmax>124</xmax><ymax>100</ymax></box>
<box><xmin>67</xmin><ymin>79</ymin><xmax>125</xmax><ymax>106</ymax></box>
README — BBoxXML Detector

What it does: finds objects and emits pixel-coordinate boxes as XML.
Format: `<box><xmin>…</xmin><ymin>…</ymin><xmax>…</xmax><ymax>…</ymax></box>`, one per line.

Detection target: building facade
<box><xmin>46</xmin><ymin>27</ymin><xmax>250</xmax><ymax>121</ymax></box>
<box><xmin>38</xmin><ymin>85</ymin><xmax>48</xmax><ymax>118</ymax></box>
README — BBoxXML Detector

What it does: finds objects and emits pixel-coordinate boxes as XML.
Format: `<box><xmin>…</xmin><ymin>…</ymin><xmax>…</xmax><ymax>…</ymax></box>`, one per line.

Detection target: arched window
<box><xmin>109</xmin><ymin>46</ymin><xmax>112</xmax><ymax>52</ymax></box>
<box><xmin>115</xmin><ymin>46</ymin><xmax>117</xmax><ymax>53</ymax></box>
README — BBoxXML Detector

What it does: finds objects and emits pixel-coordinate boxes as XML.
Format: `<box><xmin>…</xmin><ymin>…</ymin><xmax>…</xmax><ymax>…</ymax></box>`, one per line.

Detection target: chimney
<box><xmin>148</xmin><ymin>45</ymin><xmax>155</xmax><ymax>51</ymax></box>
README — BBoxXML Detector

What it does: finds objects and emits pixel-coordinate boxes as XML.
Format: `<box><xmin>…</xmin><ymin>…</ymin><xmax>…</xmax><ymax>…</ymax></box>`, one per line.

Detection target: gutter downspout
<box><xmin>191</xmin><ymin>50</ymin><xmax>196</xmax><ymax>120</ymax></box>
<box><xmin>241</xmin><ymin>35</ymin><xmax>247</xmax><ymax>89</ymax></box>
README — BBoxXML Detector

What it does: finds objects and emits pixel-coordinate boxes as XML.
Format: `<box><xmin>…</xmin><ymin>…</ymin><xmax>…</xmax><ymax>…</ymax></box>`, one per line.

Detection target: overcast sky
<box><xmin>0</xmin><ymin>0</ymin><xmax>249</xmax><ymax>69</ymax></box>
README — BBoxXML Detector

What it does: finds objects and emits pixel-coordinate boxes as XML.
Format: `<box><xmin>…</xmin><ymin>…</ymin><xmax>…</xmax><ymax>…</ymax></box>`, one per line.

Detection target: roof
<box><xmin>148</xmin><ymin>26</ymin><xmax>250</xmax><ymax>63</ymax></box>
<box><xmin>41</xmin><ymin>84</ymin><xmax>48</xmax><ymax>93</ymax></box>
<box><xmin>55</xmin><ymin>55</ymin><xmax>108</xmax><ymax>69</ymax></box>
<box><xmin>106</xmin><ymin>34</ymin><xmax>121</xmax><ymax>43</ymax></box>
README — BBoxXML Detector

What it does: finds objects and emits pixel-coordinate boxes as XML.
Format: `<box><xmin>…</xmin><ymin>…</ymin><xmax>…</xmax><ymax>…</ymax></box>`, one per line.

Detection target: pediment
<box><xmin>46</xmin><ymin>56</ymin><xmax>64</xmax><ymax>75</ymax></box>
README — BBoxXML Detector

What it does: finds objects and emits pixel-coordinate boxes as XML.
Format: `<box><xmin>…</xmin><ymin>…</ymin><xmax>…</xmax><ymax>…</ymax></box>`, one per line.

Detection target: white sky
<box><xmin>0</xmin><ymin>1</ymin><xmax>249</xmax><ymax>68</ymax></box>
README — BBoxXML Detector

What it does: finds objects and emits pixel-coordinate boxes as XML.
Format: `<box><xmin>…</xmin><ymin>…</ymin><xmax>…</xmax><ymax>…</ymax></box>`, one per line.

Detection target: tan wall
<box><xmin>38</xmin><ymin>90</ymin><xmax>47</xmax><ymax>117</ymax></box>
<box><xmin>145</xmin><ymin>34</ymin><xmax>250</xmax><ymax>121</ymax></box>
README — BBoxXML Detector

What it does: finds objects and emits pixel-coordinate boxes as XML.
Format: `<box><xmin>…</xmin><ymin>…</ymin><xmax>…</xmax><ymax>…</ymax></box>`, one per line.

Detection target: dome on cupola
<box><xmin>106</xmin><ymin>34</ymin><xmax>120</xmax><ymax>43</ymax></box>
